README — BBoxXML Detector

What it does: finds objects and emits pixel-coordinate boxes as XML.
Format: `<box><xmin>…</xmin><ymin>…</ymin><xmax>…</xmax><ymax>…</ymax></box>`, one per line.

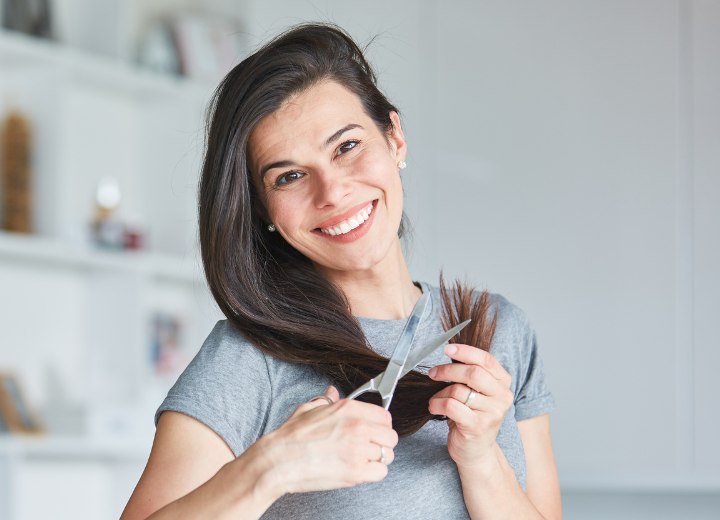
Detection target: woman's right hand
<box><xmin>243</xmin><ymin>386</ymin><xmax>398</xmax><ymax>497</ymax></box>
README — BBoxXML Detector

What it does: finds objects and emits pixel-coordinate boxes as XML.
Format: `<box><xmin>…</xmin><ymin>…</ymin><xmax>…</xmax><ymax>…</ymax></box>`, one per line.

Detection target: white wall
<box><xmin>241</xmin><ymin>0</ymin><xmax>719</xmax><ymax>517</ymax></box>
<box><xmin>1</xmin><ymin>1</ymin><xmax>717</xmax><ymax>518</ymax></box>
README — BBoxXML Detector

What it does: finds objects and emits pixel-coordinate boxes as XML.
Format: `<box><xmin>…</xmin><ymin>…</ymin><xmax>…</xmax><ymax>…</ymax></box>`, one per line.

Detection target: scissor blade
<box><xmin>375</xmin><ymin>292</ymin><xmax>430</xmax><ymax>408</ymax></box>
<box><xmin>400</xmin><ymin>319</ymin><xmax>471</xmax><ymax>378</ymax></box>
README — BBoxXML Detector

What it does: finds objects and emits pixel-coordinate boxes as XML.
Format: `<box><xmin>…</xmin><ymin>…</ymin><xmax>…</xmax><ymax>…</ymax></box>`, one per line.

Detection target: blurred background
<box><xmin>0</xmin><ymin>0</ymin><xmax>718</xmax><ymax>518</ymax></box>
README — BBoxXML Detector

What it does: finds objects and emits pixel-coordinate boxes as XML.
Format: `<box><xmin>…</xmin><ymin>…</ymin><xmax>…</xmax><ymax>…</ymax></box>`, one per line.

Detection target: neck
<box><xmin>318</xmin><ymin>241</ymin><xmax>422</xmax><ymax>319</ymax></box>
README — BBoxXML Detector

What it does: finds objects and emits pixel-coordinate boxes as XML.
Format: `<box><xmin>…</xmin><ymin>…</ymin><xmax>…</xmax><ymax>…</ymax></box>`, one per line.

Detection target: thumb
<box><xmin>324</xmin><ymin>385</ymin><xmax>340</xmax><ymax>402</ymax></box>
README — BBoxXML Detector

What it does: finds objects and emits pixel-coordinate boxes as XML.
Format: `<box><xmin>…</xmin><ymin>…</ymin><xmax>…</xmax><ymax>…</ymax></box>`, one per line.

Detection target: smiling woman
<box><xmin>120</xmin><ymin>23</ymin><xmax>561</xmax><ymax>520</ymax></box>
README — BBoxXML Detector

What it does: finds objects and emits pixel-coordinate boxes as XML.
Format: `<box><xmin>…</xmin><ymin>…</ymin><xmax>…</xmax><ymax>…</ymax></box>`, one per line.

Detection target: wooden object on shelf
<box><xmin>0</xmin><ymin>372</ymin><xmax>42</xmax><ymax>434</ymax></box>
<box><xmin>1</xmin><ymin>110</ymin><xmax>33</xmax><ymax>233</ymax></box>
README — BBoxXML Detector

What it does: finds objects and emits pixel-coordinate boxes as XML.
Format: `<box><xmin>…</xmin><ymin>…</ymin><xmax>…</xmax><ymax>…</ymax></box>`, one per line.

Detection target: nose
<box><xmin>312</xmin><ymin>168</ymin><xmax>351</xmax><ymax>208</ymax></box>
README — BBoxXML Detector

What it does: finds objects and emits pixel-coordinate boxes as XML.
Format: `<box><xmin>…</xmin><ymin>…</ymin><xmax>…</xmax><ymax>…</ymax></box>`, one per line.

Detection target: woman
<box><xmin>122</xmin><ymin>23</ymin><xmax>561</xmax><ymax>519</ymax></box>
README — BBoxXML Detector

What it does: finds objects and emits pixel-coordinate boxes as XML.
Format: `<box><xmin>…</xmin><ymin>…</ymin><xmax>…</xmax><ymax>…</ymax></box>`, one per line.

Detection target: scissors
<box><xmin>347</xmin><ymin>292</ymin><xmax>471</xmax><ymax>409</ymax></box>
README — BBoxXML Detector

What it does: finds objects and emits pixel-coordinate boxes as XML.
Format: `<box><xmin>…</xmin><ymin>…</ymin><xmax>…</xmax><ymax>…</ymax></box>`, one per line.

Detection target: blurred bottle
<box><xmin>1</xmin><ymin>109</ymin><xmax>33</xmax><ymax>234</ymax></box>
<box><xmin>91</xmin><ymin>176</ymin><xmax>124</xmax><ymax>248</ymax></box>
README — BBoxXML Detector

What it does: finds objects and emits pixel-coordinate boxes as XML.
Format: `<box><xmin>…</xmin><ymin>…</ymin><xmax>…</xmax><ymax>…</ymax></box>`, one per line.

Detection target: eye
<box><xmin>336</xmin><ymin>139</ymin><xmax>360</xmax><ymax>156</ymax></box>
<box><xmin>275</xmin><ymin>170</ymin><xmax>305</xmax><ymax>187</ymax></box>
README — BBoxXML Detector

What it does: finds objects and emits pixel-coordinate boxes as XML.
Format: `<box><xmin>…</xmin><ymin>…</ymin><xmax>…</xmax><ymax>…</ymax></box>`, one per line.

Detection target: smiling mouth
<box><xmin>316</xmin><ymin>201</ymin><xmax>375</xmax><ymax>236</ymax></box>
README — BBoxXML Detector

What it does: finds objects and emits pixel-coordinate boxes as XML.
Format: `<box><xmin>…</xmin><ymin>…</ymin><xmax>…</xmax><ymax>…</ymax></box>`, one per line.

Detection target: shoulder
<box><xmin>161</xmin><ymin>320</ymin><xmax>275</xmax><ymax>420</ymax></box>
<box><xmin>157</xmin><ymin>321</ymin><xmax>275</xmax><ymax>454</ymax></box>
<box><xmin>190</xmin><ymin>320</ymin><xmax>271</xmax><ymax>375</ymax></box>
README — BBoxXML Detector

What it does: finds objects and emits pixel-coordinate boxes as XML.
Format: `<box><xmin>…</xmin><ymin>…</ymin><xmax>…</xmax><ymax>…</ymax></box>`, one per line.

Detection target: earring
<box><xmin>267</xmin><ymin>224</ymin><xmax>276</xmax><ymax>232</ymax></box>
<box><xmin>398</xmin><ymin>160</ymin><xmax>407</xmax><ymax>170</ymax></box>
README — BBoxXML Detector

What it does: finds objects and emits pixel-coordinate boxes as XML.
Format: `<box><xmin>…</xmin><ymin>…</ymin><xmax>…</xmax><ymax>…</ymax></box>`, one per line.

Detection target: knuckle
<box><xmin>389</xmin><ymin>430</ymin><xmax>399</xmax><ymax>447</ymax></box>
<box><xmin>469</xmin><ymin>366</ymin><xmax>484</xmax><ymax>381</ymax></box>
<box><xmin>335</xmin><ymin>399</ymin><xmax>353</xmax><ymax>412</ymax></box>
<box><xmin>342</xmin><ymin>417</ymin><xmax>364</xmax><ymax>434</ymax></box>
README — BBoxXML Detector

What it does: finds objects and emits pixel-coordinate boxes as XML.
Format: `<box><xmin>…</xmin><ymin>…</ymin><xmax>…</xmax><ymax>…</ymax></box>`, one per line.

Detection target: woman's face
<box><xmin>248</xmin><ymin>80</ymin><xmax>407</xmax><ymax>277</ymax></box>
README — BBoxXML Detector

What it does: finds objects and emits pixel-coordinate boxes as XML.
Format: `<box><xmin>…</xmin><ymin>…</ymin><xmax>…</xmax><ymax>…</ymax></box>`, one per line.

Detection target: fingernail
<box><xmin>428</xmin><ymin>367</ymin><xmax>437</xmax><ymax>378</ymax></box>
<box><xmin>445</xmin><ymin>344</ymin><xmax>457</xmax><ymax>356</ymax></box>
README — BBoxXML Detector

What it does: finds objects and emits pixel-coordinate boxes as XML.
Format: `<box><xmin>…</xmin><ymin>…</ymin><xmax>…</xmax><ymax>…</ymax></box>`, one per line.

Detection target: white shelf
<box><xmin>0</xmin><ymin>29</ymin><xmax>215</xmax><ymax>101</ymax></box>
<box><xmin>0</xmin><ymin>231</ymin><xmax>202</xmax><ymax>284</ymax></box>
<box><xmin>0</xmin><ymin>433</ymin><xmax>149</xmax><ymax>462</ymax></box>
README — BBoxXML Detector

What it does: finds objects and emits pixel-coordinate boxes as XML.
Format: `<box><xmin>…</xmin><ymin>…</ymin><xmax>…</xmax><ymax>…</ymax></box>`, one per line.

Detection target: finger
<box><xmin>334</xmin><ymin>399</ymin><xmax>393</xmax><ymax>427</ymax></box>
<box><xmin>443</xmin><ymin>344</ymin><xmax>511</xmax><ymax>384</ymax></box>
<box><xmin>359</xmin><ymin>443</ymin><xmax>396</xmax><ymax>465</ymax></box>
<box><xmin>289</xmin><ymin>386</ymin><xmax>339</xmax><ymax>419</ymax></box>
<box><xmin>428</xmin><ymin>396</ymin><xmax>475</xmax><ymax>425</ymax></box>
<box><xmin>428</xmin><ymin>363</ymin><xmax>506</xmax><ymax>397</ymax></box>
<box><xmin>432</xmin><ymin>383</ymin><xmax>510</xmax><ymax>414</ymax></box>
<box><xmin>325</xmin><ymin>385</ymin><xmax>341</xmax><ymax>402</ymax></box>
<box><xmin>338</xmin><ymin>411</ymin><xmax>398</xmax><ymax>449</ymax></box>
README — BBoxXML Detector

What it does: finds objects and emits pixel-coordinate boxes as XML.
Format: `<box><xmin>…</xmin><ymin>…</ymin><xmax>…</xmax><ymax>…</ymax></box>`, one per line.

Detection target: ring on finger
<box><xmin>463</xmin><ymin>388</ymin><xmax>476</xmax><ymax>406</ymax></box>
<box><xmin>377</xmin><ymin>445</ymin><xmax>386</xmax><ymax>464</ymax></box>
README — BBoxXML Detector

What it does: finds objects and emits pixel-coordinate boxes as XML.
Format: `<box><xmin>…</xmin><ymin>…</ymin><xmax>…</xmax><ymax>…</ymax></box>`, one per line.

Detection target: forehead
<box><xmin>248</xmin><ymin>81</ymin><xmax>369</xmax><ymax>163</ymax></box>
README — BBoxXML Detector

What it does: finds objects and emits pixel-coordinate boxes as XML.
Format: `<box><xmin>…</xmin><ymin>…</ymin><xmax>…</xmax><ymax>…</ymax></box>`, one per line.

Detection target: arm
<box><xmin>518</xmin><ymin>414</ymin><xmax>562</xmax><ymax>519</ymax></box>
<box><xmin>456</xmin><ymin>415</ymin><xmax>561</xmax><ymax>519</ymax></box>
<box><xmin>121</xmin><ymin>387</ymin><xmax>398</xmax><ymax>520</ymax></box>
<box><xmin>428</xmin><ymin>345</ymin><xmax>561</xmax><ymax>519</ymax></box>
<box><xmin>121</xmin><ymin>411</ymin><xmax>273</xmax><ymax>520</ymax></box>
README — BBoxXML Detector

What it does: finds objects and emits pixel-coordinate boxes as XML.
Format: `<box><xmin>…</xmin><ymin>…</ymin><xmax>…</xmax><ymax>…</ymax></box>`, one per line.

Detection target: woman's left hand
<box><xmin>427</xmin><ymin>343</ymin><xmax>513</xmax><ymax>470</ymax></box>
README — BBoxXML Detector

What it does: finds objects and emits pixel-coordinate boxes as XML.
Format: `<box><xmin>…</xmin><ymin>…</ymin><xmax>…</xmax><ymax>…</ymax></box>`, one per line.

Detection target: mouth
<box><xmin>313</xmin><ymin>200</ymin><xmax>377</xmax><ymax>240</ymax></box>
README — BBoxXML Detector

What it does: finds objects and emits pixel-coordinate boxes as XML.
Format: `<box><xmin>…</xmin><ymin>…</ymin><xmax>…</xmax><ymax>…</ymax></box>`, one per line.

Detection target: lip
<box><xmin>313</xmin><ymin>200</ymin><xmax>377</xmax><ymax>243</ymax></box>
<box><xmin>314</xmin><ymin>200</ymin><xmax>375</xmax><ymax>230</ymax></box>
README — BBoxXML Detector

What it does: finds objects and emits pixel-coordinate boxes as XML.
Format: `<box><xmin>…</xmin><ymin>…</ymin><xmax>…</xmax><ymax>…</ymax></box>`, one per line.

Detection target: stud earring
<box><xmin>267</xmin><ymin>224</ymin><xmax>276</xmax><ymax>232</ymax></box>
<box><xmin>398</xmin><ymin>160</ymin><xmax>407</xmax><ymax>170</ymax></box>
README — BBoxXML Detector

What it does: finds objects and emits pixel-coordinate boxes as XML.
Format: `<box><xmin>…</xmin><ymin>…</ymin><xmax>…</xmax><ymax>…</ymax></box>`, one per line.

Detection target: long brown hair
<box><xmin>198</xmin><ymin>23</ymin><xmax>496</xmax><ymax>435</ymax></box>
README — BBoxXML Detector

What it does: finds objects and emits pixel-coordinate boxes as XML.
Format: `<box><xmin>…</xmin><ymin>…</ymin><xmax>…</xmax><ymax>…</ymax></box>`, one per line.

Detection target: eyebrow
<box><xmin>324</xmin><ymin>123</ymin><xmax>362</xmax><ymax>148</ymax></box>
<box><xmin>258</xmin><ymin>123</ymin><xmax>363</xmax><ymax>179</ymax></box>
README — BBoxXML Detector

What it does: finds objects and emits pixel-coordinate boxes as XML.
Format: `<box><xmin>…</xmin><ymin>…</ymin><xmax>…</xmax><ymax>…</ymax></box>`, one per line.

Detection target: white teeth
<box><xmin>320</xmin><ymin>203</ymin><xmax>373</xmax><ymax>236</ymax></box>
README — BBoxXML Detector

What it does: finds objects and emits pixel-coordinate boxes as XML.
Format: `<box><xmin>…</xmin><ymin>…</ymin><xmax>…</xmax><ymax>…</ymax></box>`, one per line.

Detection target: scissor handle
<box><xmin>346</xmin><ymin>378</ymin><xmax>376</xmax><ymax>400</ymax></box>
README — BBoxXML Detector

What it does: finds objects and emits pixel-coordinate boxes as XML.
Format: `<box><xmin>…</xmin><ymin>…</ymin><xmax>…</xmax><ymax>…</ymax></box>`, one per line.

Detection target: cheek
<box><xmin>266</xmin><ymin>193</ymin><xmax>306</xmax><ymax>229</ymax></box>
<box><xmin>355</xmin><ymin>149</ymin><xmax>397</xmax><ymax>186</ymax></box>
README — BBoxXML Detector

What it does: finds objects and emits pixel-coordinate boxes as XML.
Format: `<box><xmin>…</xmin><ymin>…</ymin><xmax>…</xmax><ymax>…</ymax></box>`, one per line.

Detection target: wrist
<box><xmin>220</xmin><ymin>436</ymin><xmax>286</xmax><ymax>515</ymax></box>
<box><xmin>455</xmin><ymin>443</ymin><xmax>505</xmax><ymax>483</ymax></box>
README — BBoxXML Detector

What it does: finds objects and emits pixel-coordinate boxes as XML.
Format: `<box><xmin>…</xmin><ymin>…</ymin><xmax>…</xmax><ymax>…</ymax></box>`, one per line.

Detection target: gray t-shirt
<box><xmin>156</xmin><ymin>283</ymin><xmax>555</xmax><ymax>519</ymax></box>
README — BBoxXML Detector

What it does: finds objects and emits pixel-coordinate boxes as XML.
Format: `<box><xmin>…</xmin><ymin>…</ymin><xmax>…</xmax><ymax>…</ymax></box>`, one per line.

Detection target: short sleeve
<box><xmin>490</xmin><ymin>296</ymin><xmax>556</xmax><ymax>422</ymax></box>
<box><xmin>155</xmin><ymin>320</ymin><xmax>273</xmax><ymax>456</ymax></box>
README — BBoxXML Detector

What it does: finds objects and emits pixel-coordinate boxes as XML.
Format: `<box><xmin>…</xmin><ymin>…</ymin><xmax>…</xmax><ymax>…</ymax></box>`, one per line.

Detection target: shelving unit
<box><xmin>0</xmin><ymin>230</ymin><xmax>200</xmax><ymax>283</ymax></box>
<box><xmin>0</xmin><ymin>28</ymin><xmax>224</xmax><ymax>520</ymax></box>
<box><xmin>0</xmin><ymin>29</ymin><xmax>211</xmax><ymax>101</ymax></box>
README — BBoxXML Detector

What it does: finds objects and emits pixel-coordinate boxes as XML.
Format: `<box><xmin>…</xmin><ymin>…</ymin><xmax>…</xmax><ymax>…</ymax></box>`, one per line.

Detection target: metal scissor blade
<box><xmin>399</xmin><ymin>319</ymin><xmax>471</xmax><ymax>378</ymax></box>
<box><xmin>375</xmin><ymin>292</ymin><xmax>430</xmax><ymax>408</ymax></box>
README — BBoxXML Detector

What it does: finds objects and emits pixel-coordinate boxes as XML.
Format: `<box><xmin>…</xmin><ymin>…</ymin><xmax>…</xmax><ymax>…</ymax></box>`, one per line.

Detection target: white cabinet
<box><xmin>0</xmin><ymin>29</ymin><xmax>223</xmax><ymax>519</ymax></box>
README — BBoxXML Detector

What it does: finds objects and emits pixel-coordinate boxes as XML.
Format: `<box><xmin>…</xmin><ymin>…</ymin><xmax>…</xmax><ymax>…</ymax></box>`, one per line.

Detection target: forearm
<box><xmin>458</xmin><ymin>443</ymin><xmax>546</xmax><ymax>520</ymax></box>
<box><xmin>144</xmin><ymin>442</ymin><xmax>281</xmax><ymax>520</ymax></box>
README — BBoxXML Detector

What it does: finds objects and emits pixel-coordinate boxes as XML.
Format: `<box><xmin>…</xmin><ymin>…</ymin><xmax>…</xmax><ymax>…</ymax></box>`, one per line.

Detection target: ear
<box><xmin>387</xmin><ymin>111</ymin><xmax>407</xmax><ymax>163</ymax></box>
